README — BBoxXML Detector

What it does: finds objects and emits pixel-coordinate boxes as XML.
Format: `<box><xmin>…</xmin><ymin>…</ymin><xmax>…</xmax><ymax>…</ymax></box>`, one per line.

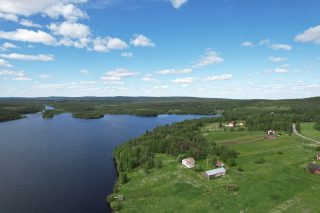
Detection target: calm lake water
<box><xmin>0</xmin><ymin>113</ymin><xmax>214</xmax><ymax>213</ymax></box>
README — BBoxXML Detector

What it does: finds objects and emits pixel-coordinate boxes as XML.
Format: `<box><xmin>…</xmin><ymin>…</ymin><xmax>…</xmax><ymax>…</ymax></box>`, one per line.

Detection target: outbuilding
<box><xmin>203</xmin><ymin>167</ymin><xmax>226</xmax><ymax>179</ymax></box>
<box><xmin>215</xmin><ymin>160</ymin><xmax>225</xmax><ymax>167</ymax></box>
<box><xmin>317</xmin><ymin>153</ymin><xmax>320</xmax><ymax>160</ymax></box>
<box><xmin>182</xmin><ymin>157</ymin><xmax>195</xmax><ymax>168</ymax></box>
<box><xmin>307</xmin><ymin>162</ymin><xmax>320</xmax><ymax>175</ymax></box>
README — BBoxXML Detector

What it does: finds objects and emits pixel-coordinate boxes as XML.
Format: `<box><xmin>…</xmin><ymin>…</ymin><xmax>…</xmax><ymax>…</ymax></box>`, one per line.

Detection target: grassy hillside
<box><xmin>300</xmin><ymin>122</ymin><xmax>320</xmax><ymax>141</ymax></box>
<box><xmin>111</xmin><ymin>123</ymin><xmax>320</xmax><ymax>212</ymax></box>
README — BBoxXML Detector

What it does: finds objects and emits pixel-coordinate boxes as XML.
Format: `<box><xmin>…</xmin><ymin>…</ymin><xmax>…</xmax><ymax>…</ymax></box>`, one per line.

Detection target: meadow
<box><xmin>114</xmin><ymin>123</ymin><xmax>320</xmax><ymax>213</ymax></box>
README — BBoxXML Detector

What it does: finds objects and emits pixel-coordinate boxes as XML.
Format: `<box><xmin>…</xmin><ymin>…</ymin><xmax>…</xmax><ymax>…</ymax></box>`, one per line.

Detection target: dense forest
<box><xmin>1</xmin><ymin>97</ymin><xmax>320</xmax><ymax>126</ymax></box>
<box><xmin>113</xmin><ymin>117</ymin><xmax>238</xmax><ymax>175</ymax></box>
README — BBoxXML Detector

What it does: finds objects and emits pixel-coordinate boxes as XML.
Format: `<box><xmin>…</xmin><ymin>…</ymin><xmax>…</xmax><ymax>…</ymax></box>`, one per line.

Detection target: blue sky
<box><xmin>0</xmin><ymin>0</ymin><xmax>320</xmax><ymax>99</ymax></box>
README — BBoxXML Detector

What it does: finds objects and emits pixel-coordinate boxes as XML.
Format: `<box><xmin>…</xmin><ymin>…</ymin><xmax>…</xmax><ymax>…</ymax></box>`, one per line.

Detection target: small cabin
<box><xmin>216</xmin><ymin>160</ymin><xmax>225</xmax><ymax>167</ymax></box>
<box><xmin>225</xmin><ymin>122</ymin><xmax>235</xmax><ymax>128</ymax></box>
<box><xmin>317</xmin><ymin>153</ymin><xmax>320</xmax><ymax>161</ymax></box>
<box><xmin>267</xmin><ymin>130</ymin><xmax>276</xmax><ymax>135</ymax></box>
<box><xmin>203</xmin><ymin>167</ymin><xmax>226</xmax><ymax>179</ymax></box>
<box><xmin>182</xmin><ymin>157</ymin><xmax>195</xmax><ymax>168</ymax></box>
<box><xmin>307</xmin><ymin>162</ymin><xmax>320</xmax><ymax>175</ymax></box>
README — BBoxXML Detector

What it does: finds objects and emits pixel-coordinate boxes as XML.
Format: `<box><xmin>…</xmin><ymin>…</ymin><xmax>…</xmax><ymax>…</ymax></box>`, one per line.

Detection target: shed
<box><xmin>317</xmin><ymin>153</ymin><xmax>320</xmax><ymax>161</ymax></box>
<box><xmin>216</xmin><ymin>160</ymin><xmax>225</xmax><ymax>167</ymax></box>
<box><xmin>182</xmin><ymin>157</ymin><xmax>195</xmax><ymax>168</ymax></box>
<box><xmin>203</xmin><ymin>167</ymin><xmax>226</xmax><ymax>179</ymax></box>
<box><xmin>307</xmin><ymin>162</ymin><xmax>320</xmax><ymax>175</ymax></box>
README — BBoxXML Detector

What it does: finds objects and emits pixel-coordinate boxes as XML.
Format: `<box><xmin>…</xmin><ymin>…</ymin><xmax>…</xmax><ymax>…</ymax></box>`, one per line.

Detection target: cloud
<box><xmin>48</xmin><ymin>21</ymin><xmax>90</xmax><ymax>39</ymax></box>
<box><xmin>0</xmin><ymin>69</ymin><xmax>31</xmax><ymax>80</ymax></box>
<box><xmin>193</xmin><ymin>49</ymin><xmax>224</xmax><ymax>68</ymax></box>
<box><xmin>241</xmin><ymin>41</ymin><xmax>254</xmax><ymax>47</ymax></box>
<box><xmin>269</xmin><ymin>56</ymin><xmax>286</xmax><ymax>63</ymax></box>
<box><xmin>0</xmin><ymin>12</ymin><xmax>18</xmax><ymax>21</ymax></box>
<box><xmin>171</xmin><ymin>0</ymin><xmax>188</xmax><ymax>9</ymax></box>
<box><xmin>121</xmin><ymin>52</ymin><xmax>133</xmax><ymax>58</ymax></box>
<box><xmin>274</xmin><ymin>67</ymin><xmax>289</xmax><ymax>73</ymax></box>
<box><xmin>295</xmin><ymin>25</ymin><xmax>320</xmax><ymax>44</ymax></box>
<box><xmin>0</xmin><ymin>29</ymin><xmax>56</xmax><ymax>45</ymax></box>
<box><xmin>271</xmin><ymin>43</ymin><xmax>292</xmax><ymax>51</ymax></box>
<box><xmin>44</xmin><ymin>3</ymin><xmax>88</xmax><ymax>21</ymax></box>
<box><xmin>39</xmin><ymin>74</ymin><xmax>51</xmax><ymax>78</ymax></box>
<box><xmin>130</xmin><ymin>34</ymin><xmax>155</xmax><ymax>47</ymax></box>
<box><xmin>20</xmin><ymin>19</ymin><xmax>42</xmax><ymax>28</ymax></box>
<box><xmin>173</xmin><ymin>77</ymin><xmax>193</xmax><ymax>84</ymax></box>
<box><xmin>0</xmin><ymin>0</ymin><xmax>87</xmax><ymax>18</ymax></box>
<box><xmin>205</xmin><ymin>74</ymin><xmax>233</xmax><ymax>81</ymax></box>
<box><xmin>80</xmin><ymin>69</ymin><xmax>89</xmax><ymax>75</ymax></box>
<box><xmin>101</xmin><ymin>68</ymin><xmax>136</xmax><ymax>82</ymax></box>
<box><xmin>259</xmin><ymin>39</ymin><xmax>271</xmax><ymax>46</ymax></box>
<box><xmin>93</xmin><ymin>37</ymin><xmax>128</xmax><ymax>52</ymax></box>
<box><xmin>0</xmin><ymin>58</ymin><xmax>12</xmax><ymax>67</ymax></box>
<box><xmin>0</xmin><ymin>53</ymin><xmax>54</xmax><ymax>61</ymax></box>
<box><xmin>0</xmin><ymin>42</ymin><xmax>18</xmax><ymax>51</ymax></box>
<box><xmin>157</xmin><ymin>68</ymin><xmax>192</xmax><ymax>75</ymax></box>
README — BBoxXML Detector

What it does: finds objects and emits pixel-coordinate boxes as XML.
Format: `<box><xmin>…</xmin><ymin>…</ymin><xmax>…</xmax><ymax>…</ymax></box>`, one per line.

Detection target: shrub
<box><xmin>154</xmin><ymin>159</ymin><xmax>162</xmax><ymax>169</ymax></box>
<box><xmin>227</xmin><ymin>184</ymin><xmax>239</xmax><ymax>191</ymax></box>
<box><xmin>228</xmin><ymin>158</ymin><xmax>237</xmax><ymax>167</ymax></box>
<box><xmin>119</xmin><ymin>173</ymin><xmax>128</xmax><ymax>184</ymax></box>
<box><xmin>277</xmin><ymin>151</ymin><xmax>283</xmax><ymax>155</ymax></box>
<box><xmin>111</xmin><ymin>201</ymin><xmax>123</xmax><ymax>211</ymax></box>
<box><xmin>254</xmin><ymin>158</ymin><xmax>265</xmax><ymax>164</ymax></box>
<box><xmin>106</xmin><ymin>194</ymin><xmax>115</xmax><ymax>203</ymax></box>
<box><xmin>193</xmin><ymin>164</ymin><xmax>203</xmax><ymax>172</ymax></box>
<box><xmin>237</xmin><ymin>167</ymin><xmax>244</xmax><ymax>172</ymax></box>
<box><xmin>315</xmin><ymin>146</ymin><xmax>320</xmax><ymax>151</ymax></box>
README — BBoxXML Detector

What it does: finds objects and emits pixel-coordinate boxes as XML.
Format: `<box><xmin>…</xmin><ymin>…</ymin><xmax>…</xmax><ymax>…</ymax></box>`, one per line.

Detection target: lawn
<box><xmin>300</xmin><ymin>122</ymin><xmax>320</xmax><ymax>141</ymax></box>
<box><xmin>114</xmin><ymin>125</ymin><xmax>320</xmax><ymax>213</ymax></box>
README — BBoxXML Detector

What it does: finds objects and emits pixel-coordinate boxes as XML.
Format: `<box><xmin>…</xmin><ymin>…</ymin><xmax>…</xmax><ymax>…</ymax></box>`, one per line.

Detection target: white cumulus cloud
<box><xmin>0</xmin><ymin>53</ymin><xmax>54</xmax><ymax>61</ymax></box>
<box><xmin>271</xmin><ymin>43</ymin><xmax>292</xmax><ymax>51</ymax></box>
<box><xmin>295</xmin><ymin>25</ymin><xmax>320</xmax><ymax>44</ymax></box>
<box><xmin>193</xmin><ymin>49</ymin><xmax>224</xmax><ymax>68</ymax></box>
<box><xmin>0</xmin><ymin>69</ymin><xmax>31</xmax><ymax>80</ymax></box>
<box><xmin>157</xmin><ymin>68</ymin><xmax>192</xmax><ymax>75</ymax></box>
<box><xmin>101</xmin><ymin>68</ymin><xmax>136</xmax><ymax>82</ymax></box>
<box><xmin>48</xmin><ymin>21</ymin><xmax>90</xmax><ymax>39</ymax></box>
<box><xmin>173</xmin><ymin>77</ymin><xmax>194</xmax><ymax>84</ymax></box>
<box><xmin>0</xmin><ymin>58</ymin><xmax>12</xmax><ymax>67</ymax></box>
<box><xmin>269</xmin><ymin>56</ymin><xmax>286</xmax><ymax>63</ymax></box>
<box><xmin>171</xmin><ymin>0</ymin><xmax>188</xmax><ymax>9</ymax></box>
<box><xmin>130</xmin><ymin>34</ymin><xmax>155</xmax><ymax>47</ymax></box>
<box><xmin>93</xmin><ymin>37</ymin><xmax>128</xmax><ymax>52</ymax></box>
<box><xmin>0</xmin><ymin>29</ymin><xmax>56</xmax><ymax>45</ymax></box>
<box><xmin>20</xmin><ymin>19</ymin><xmax>42</xmax><ymax>28</ymax></box>
<box><xmin>241</xmin><ymin>41</ymin><xmax>254</xmax><ymax>47</ymax></box>
<box><xmin>205</xmin><ymin>74</ymin><xmax>233</xmax><ymax>81</ymax></box>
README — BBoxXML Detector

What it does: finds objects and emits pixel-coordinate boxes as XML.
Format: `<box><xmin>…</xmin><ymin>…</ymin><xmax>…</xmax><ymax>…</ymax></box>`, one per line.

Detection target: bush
<box><xmin>237</xmin><ymin>167</ymin><xmax>244</xmax><ymax>172</ymax></box>
<box><xmin>193</xmin><ymin>164</ymin><xmax>203</xmax><ymax>172</ymax></box>
<box><xmin>228</xmin><ymin>158</ymin><xmax>237</xmax><ymax>167</ymax></box>
<box><xmin>254</xmin><ymin>158</ymin><xmax>265</xmax><ymax>164</ymax></box>
<box><xmin>315</xmin><ymin>146</ymin><xmax>320</xmax><ymax>151</ymax></box>
<box><xmin>106</xmin><ymin>194</ymin><xmax>115</xmax><ymax>203</ymax></box>
<box><xmin>119</xmin><ymin>173</ymin><xmax>128</xmax><ymax>184</ymax></box>
<box><xmin>111</xmin><ymin>201</ymin><xmax>123</xmax><ymax>211</ymax></box>
<box><xmin>227</xmin><ymin>184</ymin><xmax>239</xmax><ymax>191</ymax></box>
<box><xmin>277</xmin><ymin>151</ymin><xmax>283</xmax><ymax>155</ymax></box>
<box><xmin>154</xmin><ymin>159</ymin><xmax>162</xmax><ymax>169</ymax></box>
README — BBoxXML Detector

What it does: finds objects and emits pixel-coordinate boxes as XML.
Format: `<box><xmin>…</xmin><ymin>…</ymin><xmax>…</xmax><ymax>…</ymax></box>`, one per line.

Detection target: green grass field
<box><xmin>114</xmin><ymin>123</ymin><xmax>320</xmax><ymax>213</ymax></box>
<box><xmin>300</xmin><ymin>122</ymin><xmax>320</xmax><ymax>141</ymax></box>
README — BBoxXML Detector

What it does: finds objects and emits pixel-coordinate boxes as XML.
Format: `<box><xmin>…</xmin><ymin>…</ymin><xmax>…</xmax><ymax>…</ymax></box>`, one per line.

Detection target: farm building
<box><xmin>225</xmin><ymin>122</ymin><xmax>235</xmax><ymax>128</ymax></box>
<box><xmin>182</xmin><ymin>157</ymin><xmax>195</xmax><ymax>168</ymax></box>
<box><xmin>215</xmin><ymin>160</ymin><xmax>225</xmax><ymax>167</ymax></box>
<box><xmin>307</xmin><ymin>162</ymin><xmax>320</xmax><ymax>175</ymax></box>
<box><xmin>267</xmin><ymin>130</ymin><xmax>276</xmax><ymax>135</ymax></box>
<box><xmin>203</xmin><ymin>167</ymin><xmax>226</xmax><ymax>179</ymax></box>
<box><xmin>317</xmin><ymin>153</ymin><xmax>320</xmax><ymax>160</ymax></box>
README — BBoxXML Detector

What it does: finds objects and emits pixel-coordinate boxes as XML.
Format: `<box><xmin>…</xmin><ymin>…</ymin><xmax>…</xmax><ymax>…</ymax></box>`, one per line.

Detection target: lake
<box><xmin>0</xmin><ymin>113</ymin><xmax>215</xmax><ymax>213</ymax></box>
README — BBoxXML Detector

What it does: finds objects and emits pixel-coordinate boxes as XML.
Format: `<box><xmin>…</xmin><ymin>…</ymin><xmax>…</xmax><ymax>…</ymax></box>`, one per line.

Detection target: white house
<box><xmin>182</xmin><ymin>157</ymin><xmax>195</xmax><ymax>168</ymax></box>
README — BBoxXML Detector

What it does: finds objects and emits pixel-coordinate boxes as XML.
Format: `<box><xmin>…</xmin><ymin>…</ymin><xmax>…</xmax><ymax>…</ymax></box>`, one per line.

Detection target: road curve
<box><xmin>292</xmin><ymin>123</ymin><xmax>320</xmax><ymax>144</ymax></box>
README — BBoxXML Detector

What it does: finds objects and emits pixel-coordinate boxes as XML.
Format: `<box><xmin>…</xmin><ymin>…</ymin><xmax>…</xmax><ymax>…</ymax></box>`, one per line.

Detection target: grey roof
<box><xmin>205</xmin><ymin>167</ymin><xmax>226</xmax><ymax>176</ymax></box>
